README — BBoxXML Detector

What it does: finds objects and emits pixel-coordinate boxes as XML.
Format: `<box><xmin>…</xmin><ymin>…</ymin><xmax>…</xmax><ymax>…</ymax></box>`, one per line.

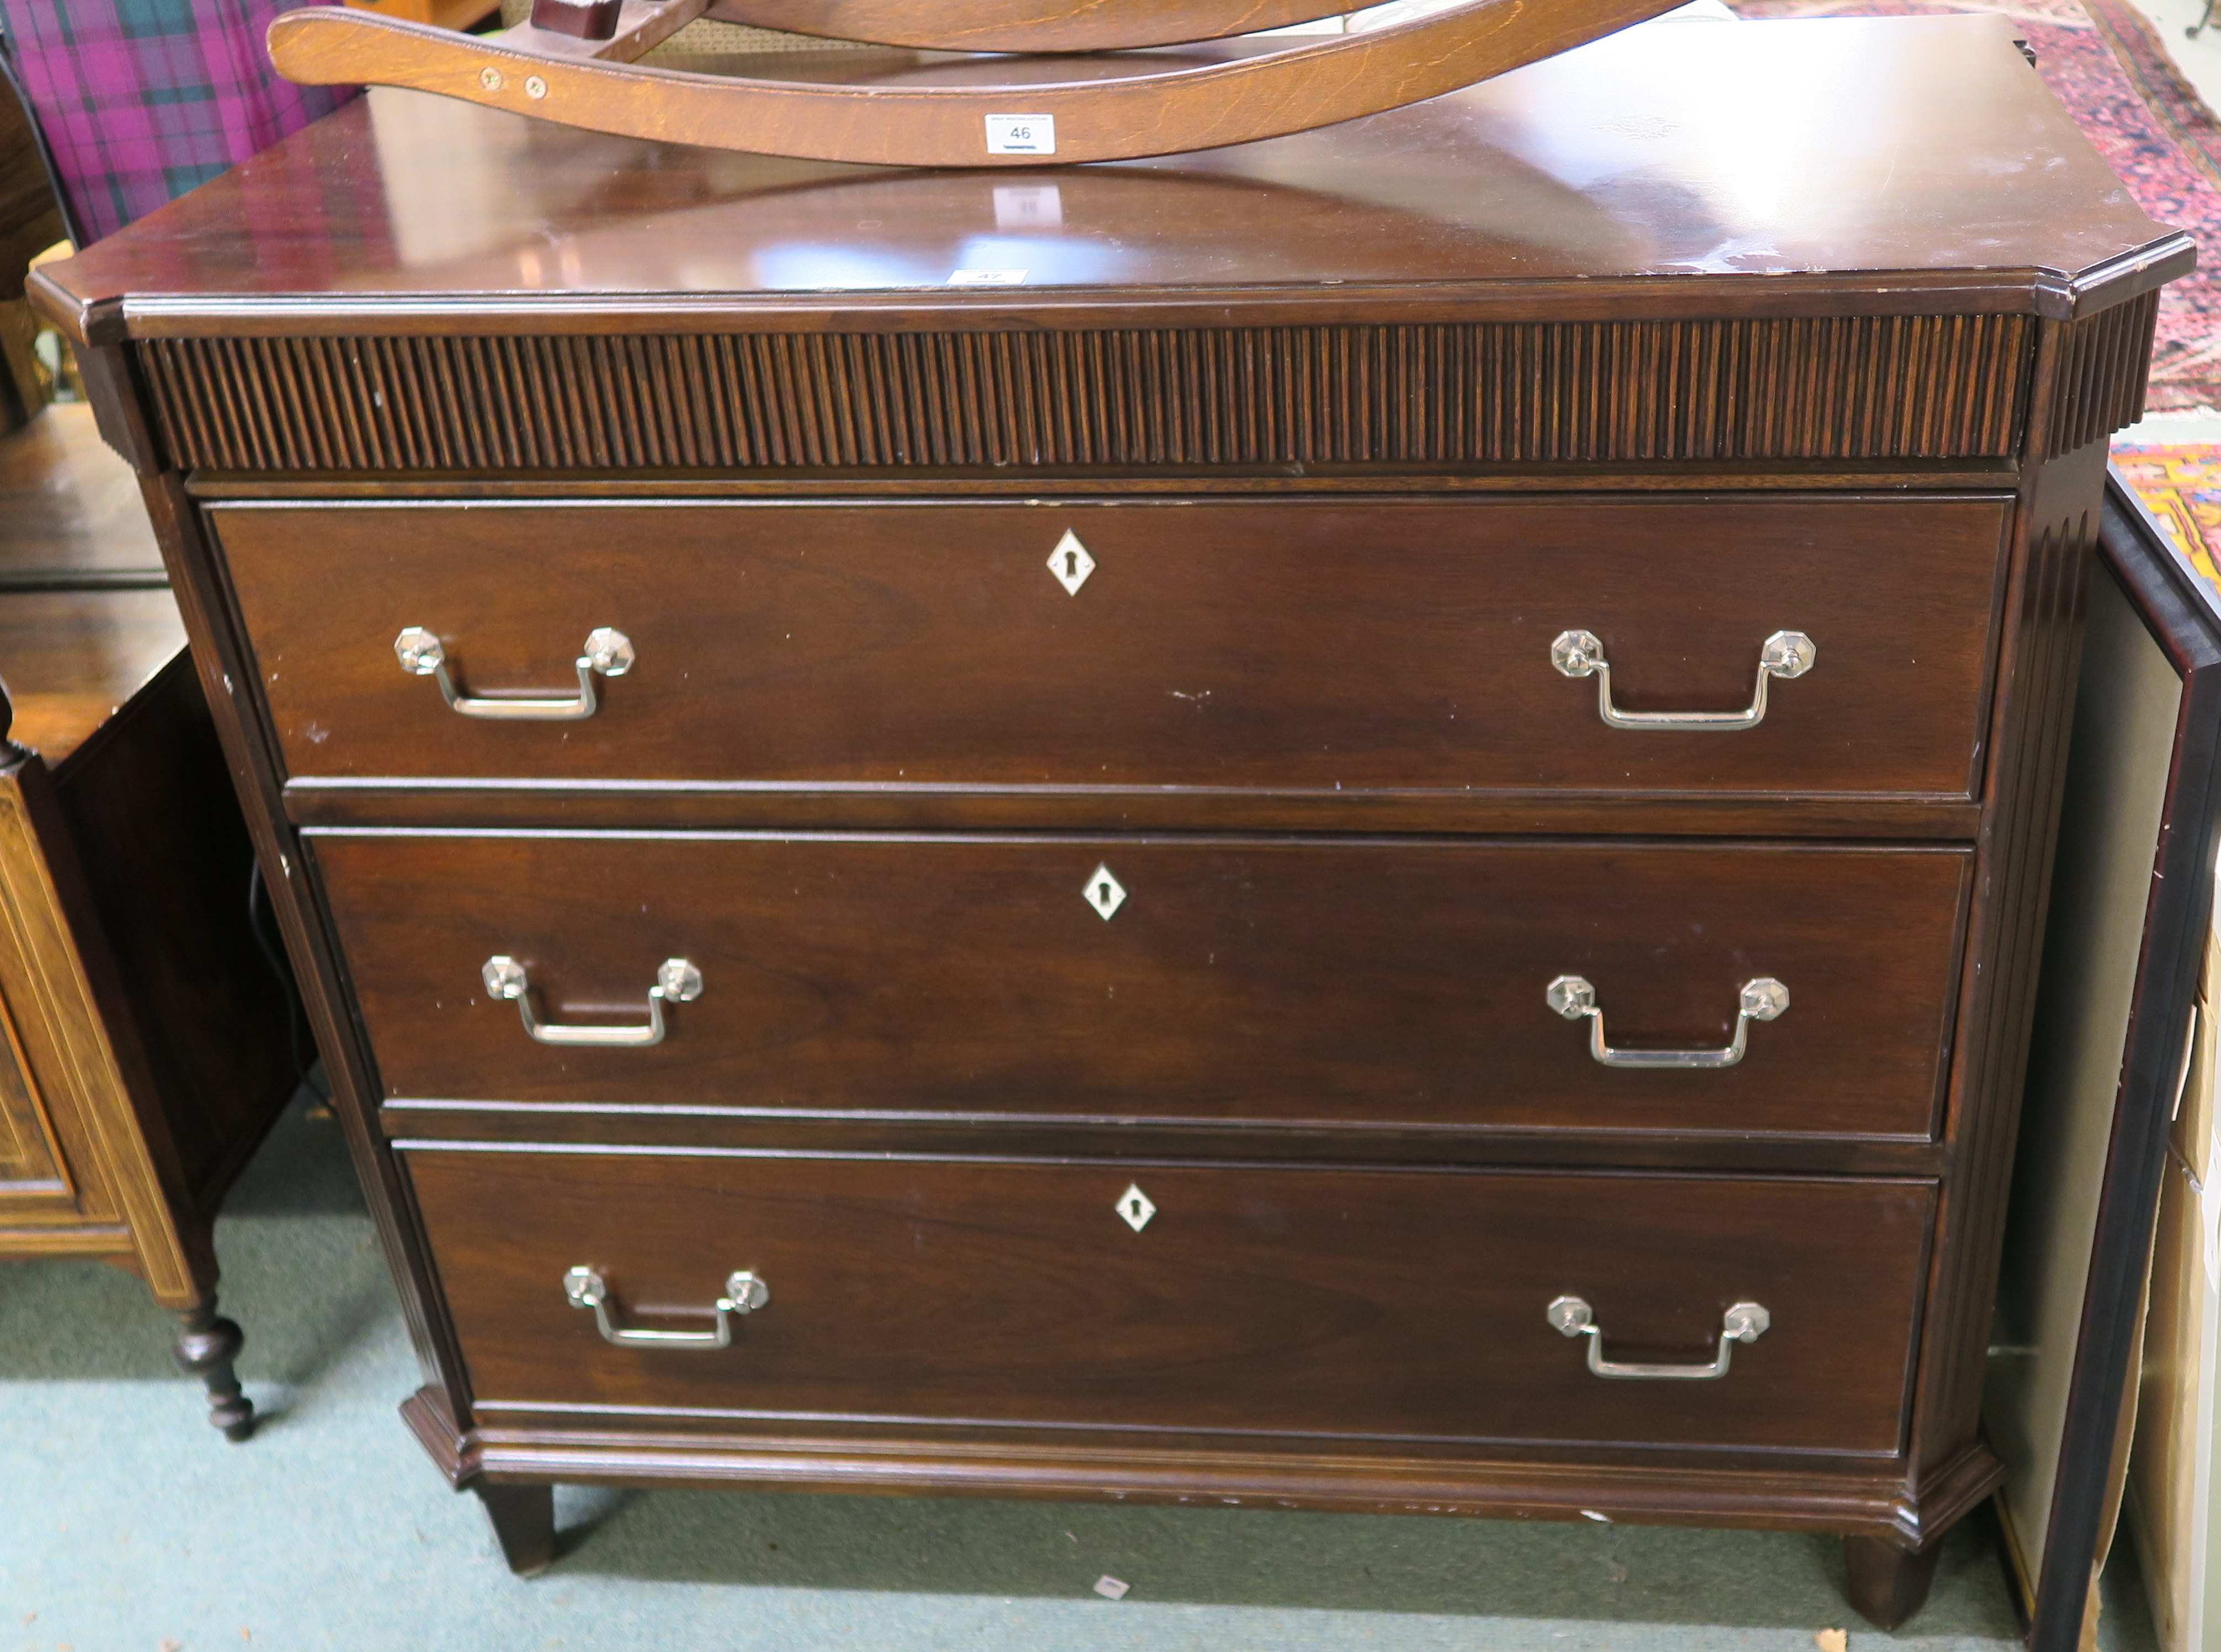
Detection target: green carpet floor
<box><xmin>0</xmin><ymin>1098</ymin><xmax>2166</xmax><ymax>1651</ymax></box>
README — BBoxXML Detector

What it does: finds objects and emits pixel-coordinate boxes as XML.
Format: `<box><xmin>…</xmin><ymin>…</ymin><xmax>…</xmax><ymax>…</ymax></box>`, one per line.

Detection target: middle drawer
<box><xmin>316</xmin><ymin>832</ymin><xmax>1969</xmax><ymax>1138</ymax></box>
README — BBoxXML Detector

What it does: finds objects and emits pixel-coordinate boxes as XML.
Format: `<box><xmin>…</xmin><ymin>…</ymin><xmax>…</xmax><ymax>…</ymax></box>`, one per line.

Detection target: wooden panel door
<box><xmin>0</xmin><ymin>989</ymin><xmax>65</xmax><ymax>1198</ymax></box>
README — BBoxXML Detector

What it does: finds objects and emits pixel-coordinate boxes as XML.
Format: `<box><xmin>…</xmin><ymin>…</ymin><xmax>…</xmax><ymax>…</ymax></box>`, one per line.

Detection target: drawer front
<box><xmin>318</xmin><ymin>832</ymin><xmax>1968</xmax><ymax>1137</ymax></box>
<box><xmin>404</xmin><ymin>1149</ymin><xmax>1932</xmax><ymax>1455</ymax></box>
<box><xmin>216</xmin><ymin>497</ymin><xmax>2008</xmax><ymax>797</ymax></box>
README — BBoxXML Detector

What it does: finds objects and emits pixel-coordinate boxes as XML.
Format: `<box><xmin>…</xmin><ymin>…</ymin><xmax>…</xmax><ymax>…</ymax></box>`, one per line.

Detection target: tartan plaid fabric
<box><xmin>0</xmin><ymin>0</ymin><xmax>354</xmax><ymax>245</ymax></box>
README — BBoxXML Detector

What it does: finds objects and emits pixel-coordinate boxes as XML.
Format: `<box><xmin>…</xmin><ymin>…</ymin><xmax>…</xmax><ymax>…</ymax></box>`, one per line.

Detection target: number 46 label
<box><xmin>985</xmin><ymin>114</ymin><xmax>1055</xmax><ymax>156</ymax></box>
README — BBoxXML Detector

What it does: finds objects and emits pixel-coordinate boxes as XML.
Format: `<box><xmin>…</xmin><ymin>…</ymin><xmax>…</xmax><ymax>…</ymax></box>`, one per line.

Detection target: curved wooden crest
<box><xmin>701</xmin><ymin>0</ymin><xmax>1362</xmax><ymax>52</ymax></box>
<box><xmin>267</xmin><ymin>0</ymin><xmax>1684</xmax><ymax>168</ymax></box>
<box><xmin>699</xmin><ymin>1</ymin><xmax>1355</xmax><ymax>52</ymax></box>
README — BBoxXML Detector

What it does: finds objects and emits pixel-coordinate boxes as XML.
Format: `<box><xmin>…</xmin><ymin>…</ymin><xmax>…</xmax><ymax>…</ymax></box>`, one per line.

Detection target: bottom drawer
<box><xmin>405</xmin><ymin>1149</ymin><xmax>1932</xmax><ymax>1456</ymax></box>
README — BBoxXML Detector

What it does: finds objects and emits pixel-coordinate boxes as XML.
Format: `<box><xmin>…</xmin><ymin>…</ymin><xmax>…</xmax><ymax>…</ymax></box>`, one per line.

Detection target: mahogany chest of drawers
<box><xmin>29</xmin><ymin>10</ymin><xmax>2192</xmax><ymax>1627</ymax></box>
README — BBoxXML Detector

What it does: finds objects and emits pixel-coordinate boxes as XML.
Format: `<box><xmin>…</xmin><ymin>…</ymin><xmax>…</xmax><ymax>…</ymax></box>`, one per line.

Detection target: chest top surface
<box><xmin>29</xmin><ymin>12</ymin><xmax>2187</xmax><ymax>337</ymax></box>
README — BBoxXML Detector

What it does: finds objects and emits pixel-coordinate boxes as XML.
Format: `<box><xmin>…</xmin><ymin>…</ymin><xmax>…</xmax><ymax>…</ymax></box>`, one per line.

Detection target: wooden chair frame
<box><xmin>268</xmin><ymin>0</ymin><xmax>1685</xmax><ymax>164</ymax></box>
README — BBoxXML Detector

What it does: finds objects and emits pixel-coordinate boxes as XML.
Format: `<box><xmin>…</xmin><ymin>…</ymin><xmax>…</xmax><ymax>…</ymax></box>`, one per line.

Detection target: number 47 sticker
<box><xmin>985</xmin><ymin>114</ymin><xmax>1056</xmax><ymax>156</ymax></box>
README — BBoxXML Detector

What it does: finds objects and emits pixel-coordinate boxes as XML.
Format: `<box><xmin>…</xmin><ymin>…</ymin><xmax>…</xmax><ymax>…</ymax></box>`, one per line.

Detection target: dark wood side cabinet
<box><xmin>26</xmin><ymin>12</ymin><xmax>2193</xmax><ymax>1621</ymax></box>
<box><xmin>0</xmin><ymin>404</ymin><xmax>299</xmax><ymax>1435</ymax></box>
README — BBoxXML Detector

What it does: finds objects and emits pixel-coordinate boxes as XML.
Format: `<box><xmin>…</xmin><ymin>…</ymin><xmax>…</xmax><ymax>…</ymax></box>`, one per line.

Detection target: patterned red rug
<box><xmin>2115</xmin><ymin>445</ymin><xmax>2221</xmax><ymax>578</ymax></box>
<box><xmin>1733</xmin><ymin>0</ymin><xmax>2221</xmax><ymax>412</ymax></box>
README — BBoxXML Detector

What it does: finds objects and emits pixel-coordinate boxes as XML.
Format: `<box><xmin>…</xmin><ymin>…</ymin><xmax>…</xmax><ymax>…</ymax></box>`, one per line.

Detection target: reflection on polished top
<box><xmin>35</xmin><ymin>13</ymin><xmax>2185</xmax><ymax>321</ymax></box>
<box><xmin>0</xmin><ymin>406</ymin><xmax>182</xmax><ymax>764</ymax></box>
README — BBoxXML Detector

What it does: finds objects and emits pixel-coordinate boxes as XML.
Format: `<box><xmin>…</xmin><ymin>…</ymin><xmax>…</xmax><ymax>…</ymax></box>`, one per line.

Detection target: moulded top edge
<box><xmin>35</xmin><ymin>269</ymin><xmax>2159</xmax><ymax>345</ymax></box>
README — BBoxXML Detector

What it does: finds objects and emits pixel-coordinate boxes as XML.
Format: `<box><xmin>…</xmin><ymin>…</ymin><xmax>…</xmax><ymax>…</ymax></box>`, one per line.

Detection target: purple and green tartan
<box><xmin>0</xmin><ymin>0</ymin><xmax>354</xmax><ymax>244</ymax></box>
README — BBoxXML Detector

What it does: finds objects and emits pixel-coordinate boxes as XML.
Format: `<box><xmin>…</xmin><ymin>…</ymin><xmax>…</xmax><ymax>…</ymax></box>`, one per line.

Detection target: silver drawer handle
<box><xmin>482</xmin><ymin>955</ymin><xmax>702</xmax><ymax>1047</ymax></box>
<box><xmin>1548</xmin><ymin>1294</ymin><xmax>1770</xmax><ymax>1381</ymax></box>
<box><xmin>1546</xmin><ymin>974</ymin><xmax>1788</xmax><ymax>1069</ymax></box>
<box><xmin>564</xmin><ymin>1266</ymin><xmax>768</xmax><ymax>1349</ymax></box>
<box><xmin>1550</xmin><ymin>628</ymin><xmax>1814</xmax><ymax>731</ymax></box>
<box><xmin>394</xmin><ymin>626</ymin><xmax>633</xmax><ymax>720</ymax></box>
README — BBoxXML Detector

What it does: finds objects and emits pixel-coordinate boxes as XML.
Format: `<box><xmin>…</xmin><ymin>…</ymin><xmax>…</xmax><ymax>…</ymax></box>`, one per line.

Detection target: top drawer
<box><xmin>211</xmin><ymin>496</ymin><xmax>2009</xmax><ymax>799</ymax></box>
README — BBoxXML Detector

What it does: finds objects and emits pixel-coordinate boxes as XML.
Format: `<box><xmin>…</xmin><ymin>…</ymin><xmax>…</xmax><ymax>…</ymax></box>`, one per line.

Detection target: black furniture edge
<box><xmin>2029</xmin><ymin>468</ymin><xmax>2221</xmax><ymax>1649</ymax></box>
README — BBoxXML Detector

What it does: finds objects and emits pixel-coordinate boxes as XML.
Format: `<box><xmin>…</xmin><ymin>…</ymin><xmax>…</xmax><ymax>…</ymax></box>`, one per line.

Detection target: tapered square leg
<box><xmin>173</xmin><ymin>1299</ymin><xmax>253</xmax><ymax>1442</ymax></box>
<box><xmin>1842</xmin><ymin>1534</ymin><xmax>1944</xmax><ymax>1629</ymax></box>
<box><xmin>476</xmin><ymin>1482</ymin><xmax>557</xmax><ymax>1575</ymax></box>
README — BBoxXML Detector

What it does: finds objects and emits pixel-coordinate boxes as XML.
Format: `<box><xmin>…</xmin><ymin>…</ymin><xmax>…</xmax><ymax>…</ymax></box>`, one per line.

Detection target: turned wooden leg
<box><xmin>172</xmin><ymin>1299</ymin><xmax>254</xmax><ymax>1442</ymax></box>
<box><xmin>1842</xmin><ymin>1534</ymin><xmax>1945</xmax><ymax>1630</ymax></box>
<box><xmin>476</xmin><ymin>1482</ymin><xmax>557</xmax><ymax>1575</ymax></box>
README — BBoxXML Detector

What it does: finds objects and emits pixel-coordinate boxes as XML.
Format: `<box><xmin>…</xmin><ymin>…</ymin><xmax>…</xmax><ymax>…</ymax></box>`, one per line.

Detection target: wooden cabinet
<box><xmin>0</xmin><ymin>406</ymin><xmax>299</xmax><ymax>1435</ymax></box>
<box><xmin>24</xmin><ymin>9</ymin><xmax>2192</xmax><ymax>1624</ymax></box>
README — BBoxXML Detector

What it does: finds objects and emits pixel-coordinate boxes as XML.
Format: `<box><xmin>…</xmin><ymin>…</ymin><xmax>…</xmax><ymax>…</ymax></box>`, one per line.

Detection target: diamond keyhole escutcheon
<box><xmin>1116</xmin><ymin>1184</ymin><xmax>1156</xmax><ymax>1232</ymax></box>
<box><xmin>1084</xmin><ymin>864</ymin><xmax>1126</xmax><ymax>920</ymax></box>
<box><xmin>1047</xmin><ymin>529</ymin><xmax>1096</xmax><ymax>595</ymax></box>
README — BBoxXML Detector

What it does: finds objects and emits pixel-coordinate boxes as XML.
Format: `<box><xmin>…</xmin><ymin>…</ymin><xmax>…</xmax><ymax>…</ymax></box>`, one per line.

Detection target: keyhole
<box><xmin>1114</xmin><ymin>1180</ymin><xmax>1154</xmax><ymax>1229</ymax></box>
<box><xmin>1066</xmin><ymin>551</ymin><xmax>1079</xmax><ymax>579</ymax></box>
<box><xmin>1083</xmin><ymin>862</ymin><xmax>1125</xmax><ymax>920</ymax></box>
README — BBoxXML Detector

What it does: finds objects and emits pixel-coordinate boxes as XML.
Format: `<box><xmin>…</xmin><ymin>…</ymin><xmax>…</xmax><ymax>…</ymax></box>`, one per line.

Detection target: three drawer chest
<box><xmin>31</xmin><ymin>10</ymin><xmax>2192</xmax><ymax>1627</ymax></box>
